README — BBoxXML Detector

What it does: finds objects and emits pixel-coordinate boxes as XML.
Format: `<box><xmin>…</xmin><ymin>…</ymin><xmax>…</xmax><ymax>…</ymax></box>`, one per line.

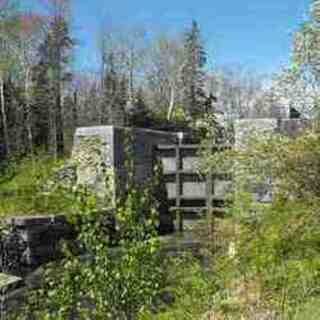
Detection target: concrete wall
<box><xmin>74</xmin><ymin>126</ymin><xmax>176</xmax><ymax>189</ymax></box>
<box><xmin>73</xmin><ymin>126</ymin><xmax>177</xmax><ymax>232</ymax></box>
<box><xmin>0</xmin><ymin>273</ymin><xmax>25</xmax><ymax>317</ymax></box>
<box><xmin>1</xmin><ymin>215</ymin><xmax>73</xmax><ymax>277</ymax></box>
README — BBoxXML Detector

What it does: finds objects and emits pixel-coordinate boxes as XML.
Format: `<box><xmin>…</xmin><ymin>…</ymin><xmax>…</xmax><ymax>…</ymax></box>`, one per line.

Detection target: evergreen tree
<box><xmin>102</xmin><ymin>52</ymin><xmax>117</xmax><ymax>124</ymax></box>
<box><xmin>128</xmin><ymin>87</ymin><xmax>152</xmax><ymax>128</ymax></box>
<box><xmin>62</xmin><ymin>92</ymin><xmax>77</xmax><ymax>152</ymax></box>
<box><xmin>113</xmin><ymin>75</ymin><xmax>128</xmax><ymax>126</ymax></box>
<box><xmin>32</xmin><ymin>59</ymin><xmax>52</xmax><ymax>149</ymax></box>
<box><xmin>101</xmin><ymin>52</ymin><xmax>127</xmax><ymax>126</ymax></box>
<box><xmin>83</xmin><ymin>83</ymin><xmax>100</xmax><ymax>126</ymax></box>
<box><xmin>34</xmin><ymin>7</ymin><xmax>73</xmax><ymax>157</ymax></box>
<box><xmin>181</xmin><ymin>20</ymin><xmax>207</xmax><ymax>120</ymax></box>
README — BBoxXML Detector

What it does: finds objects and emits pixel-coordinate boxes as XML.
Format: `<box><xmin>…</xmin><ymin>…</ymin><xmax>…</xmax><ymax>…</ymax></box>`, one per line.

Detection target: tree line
<box><xmin>0</xmin><ymin>0</ymin><xmax>213</xmax><ymax>160</ymax></box>
<box><xmin>1</xmin><ymin>0</ymin><xmax>320</xmax><ymax>161</ymax></box>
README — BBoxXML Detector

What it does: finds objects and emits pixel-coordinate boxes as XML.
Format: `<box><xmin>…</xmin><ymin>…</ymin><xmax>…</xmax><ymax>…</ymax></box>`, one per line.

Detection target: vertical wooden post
<box><xmin>206</xmin><ymin>148</ymin><xmax>215</xmax><ymax>254</ymax></box>
<box><xmin>206</xmin><ymin>172</ymin><xmax>213</xmax><ymax>229</ymax></box>
<box><xmin>176</xmin><ymin>144</ymin><xmax>182</xmax><ymax>232</ymax></box>
<box><xmin>206</xmin><ymin>173</ymin><xmax>213</xmax><ymax>208</ymax></box>
<box><xmin>176</xmin><ymin>134</ymin><xmax>183</xmax><ymax>232</ymax></box>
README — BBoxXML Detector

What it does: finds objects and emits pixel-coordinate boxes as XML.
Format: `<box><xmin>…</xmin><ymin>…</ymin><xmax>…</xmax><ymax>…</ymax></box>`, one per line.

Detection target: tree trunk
<box><xmin>73</xmin><ymin>89</ymin><xmax>78</xmax><ymax>128</ymax></box>
<box><xmin>167</xmin><ymin>84</ymin><xmax>175</xmax><ymax>121</ymax></box>
<box><xmin>129</xmin><ymin>50</ymin><xmax>134</xmax><ymax>103</ymax></box>
<box><xmin>49</xmin><ymin>78</ymin><xmax>57</xmax><ymax>159</ymax></box>
<box><xmin>25</xmin><ymin>68</ymin><xmax>34</xmax><ymax>156</ymax></box>
<box><xmin>0</xmin><ymin>73</ymin><xmax>10</xmax><ymax>157</ymax></box>
<box><xmin>56</xmin><ymin>79</ymin><xmax>64</xmax><ymax>156</ymax></box>
<box><xmin>55</xmin><ymin>41</ymin><xmax>64</xmax><ymax>156</ymax></box>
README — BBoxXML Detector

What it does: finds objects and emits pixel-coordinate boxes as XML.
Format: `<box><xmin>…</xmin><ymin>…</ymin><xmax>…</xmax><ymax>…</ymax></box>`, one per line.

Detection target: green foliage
<box><xmin>101</xmin><ymin>52</ymin><xmax>127</xmax><ymax>126</ymax></box>
<box><xmin>139</xmin><ymin>254</ymin><xmax>217</xmax><ymax>320</ymax></box>
<box><xmin>35</xmin><ymin>5</ymin><xmax>74</xmax><ymax>156</ymax></box>
<box><xmin>19</xmin><ymin>154</ymin><xmax>164</xmax><ymax>320</ymax></box>
<box><xmin>181</xmin><ymin>20</ymin><xmax>207</xmax><ymax>120</ymax></box>
<box><xmin>201</xmin><ymin>128</ymin><xmax>320</xmax><ymax>318</ymax></box>
<box><xmin>294</xmin><ymin>298</ymin><xmax>320</xmax><ymax>320</ymax></box>
<box><xmin>0</xmin><ymin>154</ymin><xmax>77</xmax><ymax>217</ymax></box>
<box><xmin>128</xmin><ymin>88</ymin><xmax>153</xmax><ymax>128</ymax></box>
<box><xmin>169</xmin><ymin>104</ymin><xmax>188</xmax><ymax>123</ymax></box>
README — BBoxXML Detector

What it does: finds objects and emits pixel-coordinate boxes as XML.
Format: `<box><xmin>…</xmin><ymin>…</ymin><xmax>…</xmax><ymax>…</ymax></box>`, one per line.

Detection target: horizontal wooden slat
<box><xmin>170</xmin><ymin>206</ymin><xmax>227</xmax><ymax>213</ymax></box>
<box><xmin>170</xmin><ymin>207</ymin><xmax>206</xmax><ymax>212</ymax></box>
<box><xmin>157</xmin><ymin>143</ymin><xmax>232</xmax><ymax>150</ymax></box>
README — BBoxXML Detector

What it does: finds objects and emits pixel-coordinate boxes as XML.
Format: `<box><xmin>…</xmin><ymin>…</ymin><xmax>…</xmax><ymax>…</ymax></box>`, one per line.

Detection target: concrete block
<box><xmin>182</xmin><ymin>157</ymin><xmax>199</xmax><ymax>171</ymax></box>
<box><xmin>182</xmin><ymin>182</ymin><xmax>206</xmax><ymax>198</ymax></box>
<box><xmin>161</xmin><ymin>158</ymin><xmax>176</xmax><ymax>173</ymax></box>
<box><xmin>166</xmin><ymin>183</ymin><xmax>176</xmax><ymax>199</ymax></box>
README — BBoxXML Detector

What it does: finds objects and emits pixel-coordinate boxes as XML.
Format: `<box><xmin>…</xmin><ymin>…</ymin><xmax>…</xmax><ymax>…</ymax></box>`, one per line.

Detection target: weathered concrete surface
<box><xmin>73</xmin><ymin>126</ymin><xmax>177</xmax><ymax>233</ymax></box>
<box><xmin>1</xmin><ymin>215</ymin><xmax>73</xmax><ymax>276</ymax></box>
<box><xmin>0</xmin><ymin>273</ymin><xmax>25</xmax><ymax>317</ymax></box>
<box><xmin>161</xmin><ymin>157</ymin><xmax>176</xmax><ymax>173</ymax></box>
<box><xmin>0</xmin><ymin>273</ymin><xmax>22</xmax><ymax>289</ymax></box>
<box><xmin>74</xmin><ymin>126</ymin><xmax>176</xmax><ymax>193</ymax></box>
<box><xmin>166</xmin><ymin>182</ymin><xmax>177</xmax><ymax>199</ymax></box>
<box><xmin>182</xmin><ymin>157</ymin><xmax>199</xmax><ymax>171</ymax></box>
<box><xmin>182</xmin><ymin>182</ymin><xmax>206</xmax><ymax>198</ymax></box>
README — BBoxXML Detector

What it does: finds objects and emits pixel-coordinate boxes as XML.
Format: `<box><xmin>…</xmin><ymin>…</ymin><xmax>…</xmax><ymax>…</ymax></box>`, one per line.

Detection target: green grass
<box><xmin>0</xmin><ymin>155</ymin><xmax>74</xmax><ymax>218</ymax></box>
<box><xmin>294</xmin><ymin>298</ymin><xmax>320</xmax><ymax>320</ymax></box>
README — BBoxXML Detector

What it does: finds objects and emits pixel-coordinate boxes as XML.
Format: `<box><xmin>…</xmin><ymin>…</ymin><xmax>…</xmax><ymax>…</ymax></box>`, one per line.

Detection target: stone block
<box><xmin>0</xmin><ymin>273</ymin><xmax>23</xmax><ymax>293</ymax></box>
<box><xmin>73</xmin><ymin>126</ymin><xmax>176</xmax><ymax>233</ymax></box>
<box><xmin>161</xmin><ymin>158</ymin><xmax>176</xmax><ymax>173</ymax></box>
<box><xmin>0</xmin><ymin>273</ymin><xmax>25</xmax><ymax>317</ymax></box>
<box><xmin>182</xmin><ymin>182</ymin><xmax>206</xmax><ymax>198</ymax></box>
<box><xmin>182</xmin><ymin>157</ymin><xmax>199</xmax><ymax>171</ymax></box>
<box><xmin>166</xmin><ymin>183</ymin><xmax>176</xmax><ymax>199</ymax></box>
<box><xmin>1</xmin><ymin>215</ymin><xmax>73</xmax><ymax>276</ymax></box>
<box><xmin>73</xmin><ymin>126</ymin><xmax>176</xmax><ymax>196</ymax></box>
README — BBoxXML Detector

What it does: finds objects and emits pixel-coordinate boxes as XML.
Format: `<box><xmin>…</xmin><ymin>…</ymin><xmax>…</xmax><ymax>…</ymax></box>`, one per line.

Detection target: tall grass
<box><xmin>0</xmin><ymin>154</ymin><xmax>73</xmax><ymax>217</ymax></box>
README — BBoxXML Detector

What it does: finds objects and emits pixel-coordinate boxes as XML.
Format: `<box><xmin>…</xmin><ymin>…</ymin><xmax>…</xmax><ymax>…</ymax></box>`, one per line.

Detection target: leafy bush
<box><xmin>17</xmin><ymin>159</ymin><xmax>165</xmax><ymax>320</ymax></box>
<box><xmin>0</xmin><ymin>155</ymin><xmax>75</xmax><ymax>217</ymax></box>
<box><xmin>139</xmin><ymin>254</ymin><xmax>217</xmax><ymax>320</ymax></box>
<box><xmin>200</xmin><ymin>128</ymin><xmax>320</xmax><ymax>318</ymax></box>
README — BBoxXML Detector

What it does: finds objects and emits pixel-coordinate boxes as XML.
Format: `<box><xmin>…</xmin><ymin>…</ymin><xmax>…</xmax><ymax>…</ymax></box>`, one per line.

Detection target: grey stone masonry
<box><xmin>0</xmin><ymin>273</ymin><xmax>26</xmax><ymax>318</ymax></box>
<box><xmin>73</xmin><ymin>126</ymin><xmax>177</xmax><ymax>232</ymax></box>
<box><xmin>0</xmin><ymin>215</ymin><xmax>73</xmax><ymax>318</ymax></box>
<box><xmin>74</xmin><ymin>126</ymin><xmax>176</xmax><ymax>196</ymax></box>
<box><xmin>1</xmin><ymin>215</ymin><xmax>73</xmax><ymax>277</ymax></box>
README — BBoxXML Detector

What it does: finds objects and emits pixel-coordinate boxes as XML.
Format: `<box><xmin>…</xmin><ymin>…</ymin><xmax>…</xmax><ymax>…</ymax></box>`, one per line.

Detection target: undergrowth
<box><xmin>0</xmin><ymin>154</ymin><xmax>74</xmax><ymax>217</ymax></box>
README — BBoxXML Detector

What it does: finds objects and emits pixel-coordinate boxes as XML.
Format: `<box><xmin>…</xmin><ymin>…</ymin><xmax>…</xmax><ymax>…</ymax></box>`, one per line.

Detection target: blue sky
<box><xmin>29</xmin><ymin>0</ymin><xmax>312</xmax><ymax>74</ymax></box>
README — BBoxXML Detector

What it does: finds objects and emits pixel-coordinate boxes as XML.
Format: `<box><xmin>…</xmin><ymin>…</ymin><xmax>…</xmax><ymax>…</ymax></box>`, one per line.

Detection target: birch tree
<box><xmin>145</xmin><ymin>34</ymin><xmax>184</xmax><ymax>120</ymax></box>
<box><xmin>0</xmin><ymin>2</ymin><xmax>20</xmax><ymax>156</ymax></box>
